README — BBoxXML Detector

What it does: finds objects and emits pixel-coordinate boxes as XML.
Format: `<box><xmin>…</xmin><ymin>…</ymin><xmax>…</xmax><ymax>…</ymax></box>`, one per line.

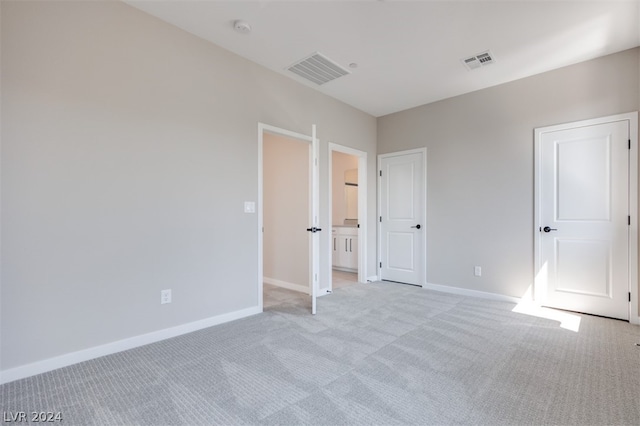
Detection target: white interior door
<box><xmin>309</xmin><ymin>125</ymin><xmax>320</xmax><ymax>314</ymax></box>
<box><xmin>379</xmin><ymin>150</ymin><xmax>425</xmax><ymax>286</ymax></box>
<box><xmin>537</xmin><ymin>120</ymin><xmax>629</xmax><ymax>320</ymax></box>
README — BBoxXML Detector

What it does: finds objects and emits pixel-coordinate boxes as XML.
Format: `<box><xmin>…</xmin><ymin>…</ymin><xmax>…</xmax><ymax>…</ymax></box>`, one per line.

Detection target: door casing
<box><xmin>534</xmin><ymin>112</ymin><xmax>639</xmax><ymax>324</ymax></box>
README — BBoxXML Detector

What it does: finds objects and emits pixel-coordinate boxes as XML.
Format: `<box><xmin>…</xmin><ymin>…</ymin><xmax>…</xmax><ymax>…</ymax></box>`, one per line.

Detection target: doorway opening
<box><xmin>327</xmin><ymin>143</ymin><xmax>367</xmax><ymax>292</ymax></box>
<box><xmin>258</xmin><ymin>123</ymin><xmax>319</xmax><ymax>314</ymax></box>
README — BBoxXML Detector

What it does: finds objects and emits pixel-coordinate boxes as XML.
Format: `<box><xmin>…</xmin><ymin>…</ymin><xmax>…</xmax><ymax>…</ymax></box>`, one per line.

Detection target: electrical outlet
<box><xmin>474</xmin><ymin>266</ymin><xmax>482</xmax><ymax>277</ymax></box>
<box><xmin>160</xmin><ymin>289</ymin><xmax>172</xmax><ymax>304</ymax></box>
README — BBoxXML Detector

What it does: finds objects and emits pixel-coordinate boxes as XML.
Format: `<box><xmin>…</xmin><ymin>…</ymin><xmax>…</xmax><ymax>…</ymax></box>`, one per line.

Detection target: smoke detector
<box><xmin>233</xmin><ymin>20</ymin><xmax>252</xmax><ymax>34</ymax></box>
<box><xmin>462</xmin><ymin>50</ymin><xmax>495</xmax><ymax>71</ymax></box>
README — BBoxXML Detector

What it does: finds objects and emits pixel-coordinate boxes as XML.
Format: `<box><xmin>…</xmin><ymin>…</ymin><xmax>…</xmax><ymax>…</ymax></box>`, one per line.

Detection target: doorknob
<box><xmin>542</xmin><ymin>226</ymin><xmax>557</xmax><ymax>233</ymax></box>
<box><xmin>411</xmin><ymin>224</ymin><xmax>421</xmax><ymax>229</ymax></box>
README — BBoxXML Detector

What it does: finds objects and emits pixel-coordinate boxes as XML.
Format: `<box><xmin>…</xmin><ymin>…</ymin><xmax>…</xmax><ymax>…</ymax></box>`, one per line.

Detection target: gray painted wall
<box><xmin>378</xmin><ymin>48</ymin><xmax>640</xmax><ymax>307</ymax></box>
<box><xmin>1</xmin><ymin>1</ymin><xmax>376</xmax><ymax>371</ymax></box>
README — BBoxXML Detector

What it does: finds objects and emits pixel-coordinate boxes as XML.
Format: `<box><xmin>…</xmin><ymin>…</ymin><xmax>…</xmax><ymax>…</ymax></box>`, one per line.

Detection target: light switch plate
<box><xmin>244</xmin><ymin>201</ymin><xmax>255</xmax><ymax>213</ymax></box>
<box><xmin>474</xmin><ymin>266</ymin><xmax>482</xmax><ymax>277</ymax></box>
<box><xmin>161</xmin><ymin>289</ymin><xmax>172</xmax><ymax>304</ymax></box>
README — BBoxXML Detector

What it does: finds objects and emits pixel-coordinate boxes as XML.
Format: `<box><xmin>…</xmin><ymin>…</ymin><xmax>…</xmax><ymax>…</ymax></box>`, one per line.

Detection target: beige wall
<box><xmin>378</xmin><ymin>48</ymin><xmax>640</xmax><ymax>311</ymax></box>
<box><xmin>263</xmin><ymin>133</ymin><xmax>309</xmax><ymax>287</ymax></box>
<box><xmin>1</xmin><ymin>1</ymin><xmax>377</xmax><ymax>372</ymax></box>
<box><xmin>331</xmin><ymin>151</ymin><xmax>359</xmax><ymax>226</ymax></box>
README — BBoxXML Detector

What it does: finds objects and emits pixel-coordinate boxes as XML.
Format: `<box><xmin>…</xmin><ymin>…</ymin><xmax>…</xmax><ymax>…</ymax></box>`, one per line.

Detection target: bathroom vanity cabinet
<box><xmin>332</xmin><ymin>226</ymin><xmax>358</xmax><ymax>272</ymax></box>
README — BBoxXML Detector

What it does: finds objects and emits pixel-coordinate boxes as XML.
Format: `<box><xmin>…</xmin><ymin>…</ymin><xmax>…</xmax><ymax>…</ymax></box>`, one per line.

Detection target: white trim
<box><xmin>311</xmin><ymin>125</ymin><xmax>319</xmax><ymax>315</ymax></box>
<box><xmin>367</xmin><ymin>275</ymin><xmax>379</xmax><ymax>282</ymax></box>
<box><xmin>260</xmin><ymin>123</ymin><xmax>313</xmax><ymax>142</ymax></box>
<box><xmin>0</xmin><ymin>306</ymin><xmax>261</xmax><ymax>385</ymax></box>
<box><xmin>377</xmin><ymin>148</ymin><xmax>428</xmax><ymax>287</ymax></box>
<box><xmin>258</xmin><ymin>126</ymin><xmax>264</xmax><ymax>312</ymax></box>
<box><xmin>628</xmin><ymin>113</ymin><xmax>639</xmax><ymax>325</ymax></box>
<box><xmin>327</xmin><ymin>142</ymin><xmax>368</xmax><ymax>293</ymax></box>
<box><xmin>423</xmin><ymin>282</ymin><xmax>521</xmax><ymax>304</ymax></box>
<box><xmin>534</xmin><ymin>112</ymin><xmax>638</xmax><ymax>324</ymax></box>
<box><xmin>264</xmin><ymin>277</ymin><xmax>309</xmax><ymax>294</ymax></box>
<box><xmin>258</xmin><ymin>123</ymin><xmax>316</xmax><ymax>314</ymax></box>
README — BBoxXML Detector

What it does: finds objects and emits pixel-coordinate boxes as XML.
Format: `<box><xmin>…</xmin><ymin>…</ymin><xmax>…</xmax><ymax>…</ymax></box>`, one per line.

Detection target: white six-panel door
<box><xmin>537</xmin><ymin>120</ymin><xmax>629</xmax><ymax>320</ymax></box>
<box><xmin>379</xmin><ymin>150</ymin><xmax>426</xmax><ymax>286</ymax></box>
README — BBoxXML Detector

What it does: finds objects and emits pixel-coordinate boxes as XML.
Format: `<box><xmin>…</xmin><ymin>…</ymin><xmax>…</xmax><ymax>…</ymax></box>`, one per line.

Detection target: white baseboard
<box><xmin>0</xmin><ymin>306</ymin><xmax>261</xmax><ymax>385</ymax></box>
<box><xmin>631</xmin><ymin>316</ymin><xmax>640</xmax><ymax>325</ymax></box>
<box><xmin>366</xmin><ymin>275</ymin><xmax>379</xmax><ymax>282</ymax></box>
<box><xmin>422</xmin><ymin>282</ymin><xmax>521</xmax><ymax>304</ymax></box>
<box><xmin>264</xmin><ymin>277</ymin><xmax>309</xmax><ymax>294</ymax></box>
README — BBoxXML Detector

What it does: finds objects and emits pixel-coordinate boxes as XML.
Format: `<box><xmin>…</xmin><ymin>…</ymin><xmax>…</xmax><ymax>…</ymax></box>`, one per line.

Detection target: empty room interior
<box><xmin>2</xmin><ymin>1</ymin><xmax>640</xmax><ymax>425</ymax></box>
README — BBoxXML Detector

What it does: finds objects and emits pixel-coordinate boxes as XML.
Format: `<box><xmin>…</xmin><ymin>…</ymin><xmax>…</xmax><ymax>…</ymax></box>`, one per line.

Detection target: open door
<box><xmin>309</xmin><ymin>125</ymin><xmax>320</xmax><ymax>314</ymax></box>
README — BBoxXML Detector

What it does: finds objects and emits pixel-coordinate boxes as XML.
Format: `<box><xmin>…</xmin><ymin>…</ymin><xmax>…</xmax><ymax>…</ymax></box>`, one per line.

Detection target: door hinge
<box><xmin>379</xmin><ymin>216</ymin><xmax>382</xmax><ymax>222</ymax></box>
<box><xmin>628</xmin><ymin>216</ymin><xmax>631</xmax><ymax>226</ymax></box>
<box><xmin>379</xmin><ymin>170</ymin><xmax>382</xmax><ymax>177</ymax></box>
<box><xmin>379</xmin><ymin>262</ymin><xmax>382</xmax><ymax>268</ymax></box>
<box><xmin>629</xmin><ymin>292</ymin><xmax>632</xmax><ymax>302</ymax></box>
<box><xmin>629</xmin><ymin>139</ymin><xmax>631</xmax><ymax>150</ymax></box>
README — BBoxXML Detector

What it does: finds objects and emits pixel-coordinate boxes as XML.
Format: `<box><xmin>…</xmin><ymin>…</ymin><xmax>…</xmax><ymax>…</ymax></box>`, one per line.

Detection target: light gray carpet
<box><xmin>2</xmin><ymin>281</ymin><xmax>639</xmax><ymax>425</ymax></box>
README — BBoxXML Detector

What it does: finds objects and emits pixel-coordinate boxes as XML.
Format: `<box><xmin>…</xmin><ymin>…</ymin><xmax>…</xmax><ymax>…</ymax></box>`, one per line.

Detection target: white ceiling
<box><xmin>125</xmin><ymin>0</ymin><xmax>640</xmax><ymax>117</ymax></box>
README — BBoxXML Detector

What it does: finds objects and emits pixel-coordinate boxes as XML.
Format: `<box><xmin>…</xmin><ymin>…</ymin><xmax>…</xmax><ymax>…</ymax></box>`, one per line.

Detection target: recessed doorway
<box><xmin>258</xmin><ymin>123</ymin><xmax>320</xmax><ymax>314</ymax></box>
<box><xmin>328</xmin><ymin>143</ymin><xmax>367</xmax><ymax>292</ymax></box>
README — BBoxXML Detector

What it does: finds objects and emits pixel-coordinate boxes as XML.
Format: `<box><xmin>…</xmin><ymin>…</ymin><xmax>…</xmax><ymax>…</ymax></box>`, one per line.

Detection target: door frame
<box><xmin>377</xmin><ymin>148</ymin><xmax>428</xmax><ymax>286</ymax></box>
<box><xmin>533</xmin><ymin>112</ymin><xmax>638</xmax><ymax>324</ymax></box>
<box><xmin>327</xmin><ymin>143</ymin><xmax>368</xmax><ymax>290</ymax></box>
<box><xmin>258</xmin><ymin>123</ymin><xmax>317</xmax><ymax>313</ymax></box>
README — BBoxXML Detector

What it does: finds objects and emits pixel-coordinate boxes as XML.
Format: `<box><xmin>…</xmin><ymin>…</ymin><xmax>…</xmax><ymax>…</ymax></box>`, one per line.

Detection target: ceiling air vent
<box><xmin>462</xmin><ymin>50</ymin><xmax>495</xmax><ymax>71</ymax></box>
<box><xmin>287</xmin><ymin>52</ymin><xmax>350</xmax><ymax>85</ymax></box>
